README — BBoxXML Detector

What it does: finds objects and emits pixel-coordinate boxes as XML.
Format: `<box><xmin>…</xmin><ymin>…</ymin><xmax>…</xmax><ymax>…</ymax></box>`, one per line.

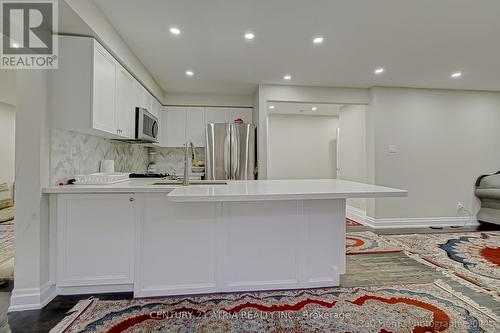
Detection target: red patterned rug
<box><xmin>52</xmin><ymin>282</ymin><xmax>498</xmax><ymax>333</ymax></box>
<box><xmin>346</xmin><ymin>231</ymin><xmax>401</xmax><ymax>255</ymax></box>
<box><xmin>346</xmin><ymin>218</ymin><xmax>363</xmax><ymax>226</ymax></box>
<box><xmin>384</xmin><ymin>232</ymin><xmax>500</xmax><ymax>294</ymax></box>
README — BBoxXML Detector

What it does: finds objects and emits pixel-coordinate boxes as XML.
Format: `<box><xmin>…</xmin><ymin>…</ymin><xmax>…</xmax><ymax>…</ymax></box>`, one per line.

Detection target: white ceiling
<box><xmin>94</xmin><ymin>0</ymin><xmax>500</xmax><ymax>95</ymax></box>
<box><xmin>268</xmin><ymin>102</ymin><xmax>342</xmax><ymax>116</ymax></box>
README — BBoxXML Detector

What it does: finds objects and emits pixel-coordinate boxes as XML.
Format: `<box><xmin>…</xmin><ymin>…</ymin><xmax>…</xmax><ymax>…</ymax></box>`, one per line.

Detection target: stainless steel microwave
<box><xmin>135</xmin><ymin>107</ymin><xmax>159</xmax><ymax>143</ymax></box>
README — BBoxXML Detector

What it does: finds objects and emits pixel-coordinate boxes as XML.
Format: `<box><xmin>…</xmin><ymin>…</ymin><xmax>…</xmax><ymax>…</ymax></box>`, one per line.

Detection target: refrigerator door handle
<box><xmin>230</xmin><ymin>124</ymin><xmax>239</xmax><ymax>179</ymax></box>
<box><xmin>223</xmin><ymin>127</ymin><xmax>231</xmax><ymax>179</ymax></box>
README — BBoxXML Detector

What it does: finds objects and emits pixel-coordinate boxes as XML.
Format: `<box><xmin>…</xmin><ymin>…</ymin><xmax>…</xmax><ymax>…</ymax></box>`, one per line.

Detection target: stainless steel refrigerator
<box><xmin>206</xmin><ymin>123</ymin><xmax>256</xmax><ymax>180</ymax></box>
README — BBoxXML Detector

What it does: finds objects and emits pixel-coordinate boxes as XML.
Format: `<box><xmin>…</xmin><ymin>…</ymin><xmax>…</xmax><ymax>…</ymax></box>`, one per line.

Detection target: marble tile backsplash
<box><xmin>151</xmin><ymin>147</ymin><xmax>205</xmax><ymax>176</ymax></box>
<box><xmin>50</xmin><ymin>129</ymin><xmax>149</xmax><ymax>185</ymax></box>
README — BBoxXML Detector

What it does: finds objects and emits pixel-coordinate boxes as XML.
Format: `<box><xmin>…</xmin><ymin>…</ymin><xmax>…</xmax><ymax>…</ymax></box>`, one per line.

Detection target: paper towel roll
<box><xmin>100</xmin><ymin>160</ymin><xmax>115</xmax><ymax>173</ymax></box>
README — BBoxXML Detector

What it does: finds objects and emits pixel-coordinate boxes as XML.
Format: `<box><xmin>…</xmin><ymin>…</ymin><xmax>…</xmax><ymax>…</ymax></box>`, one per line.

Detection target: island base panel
<box><xmin>135</xmin><ymin>195</ymin><xmax>346</xmax><ymax>297</ymax></box>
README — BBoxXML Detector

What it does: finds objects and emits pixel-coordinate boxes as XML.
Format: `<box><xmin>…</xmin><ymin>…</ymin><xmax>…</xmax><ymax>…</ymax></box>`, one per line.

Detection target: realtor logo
<box><xmin>1</xmin><ymin>0</ymin><xmax>58</xmax><ymax>68</ymax></box>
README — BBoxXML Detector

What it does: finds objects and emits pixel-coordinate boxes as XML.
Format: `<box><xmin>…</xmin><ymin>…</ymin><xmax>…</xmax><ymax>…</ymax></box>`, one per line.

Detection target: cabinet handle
<box><xmin>129</xmin><ymin>197</ymin><xmax>135</xmax><ymax>202</ymax></box>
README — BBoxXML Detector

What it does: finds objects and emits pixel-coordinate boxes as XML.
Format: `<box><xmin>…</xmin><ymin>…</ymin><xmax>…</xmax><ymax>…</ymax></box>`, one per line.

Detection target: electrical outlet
<box><xmin>457</xmin><ymin>202</ymin><xmax>464</xmax><ymax>210</ymax></box>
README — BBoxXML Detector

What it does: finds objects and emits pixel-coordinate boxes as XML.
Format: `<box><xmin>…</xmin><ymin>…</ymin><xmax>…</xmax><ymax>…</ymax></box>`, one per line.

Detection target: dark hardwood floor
<box><xmin>1</xmin><ymin>281</ymin><xmax>133</xmax><ymax>333</ymax></box>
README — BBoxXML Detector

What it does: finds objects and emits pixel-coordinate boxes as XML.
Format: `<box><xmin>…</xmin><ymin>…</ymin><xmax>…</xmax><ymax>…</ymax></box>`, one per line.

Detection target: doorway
<box><xmin>267</xmin><ymin>102</ymin><xmax>339</xmax><ymax>180</ymax></box>
<box><xmin>266</xmin><ymin>101</ymin><xmax>368</xmax><ymax>215</ymax></box>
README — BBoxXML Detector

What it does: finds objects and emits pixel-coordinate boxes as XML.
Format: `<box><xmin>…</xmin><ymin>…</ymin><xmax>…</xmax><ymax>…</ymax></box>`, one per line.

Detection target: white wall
<box><xmin>0</xmin><ymin>70</ymin><xmax>16</xmax><ymax>188</ymax></box>
<box><xmin>338</xmin><ymin>105</ymin><xmax>367</xmax><ymax>211</ymax></box>
<box><xmin>0</xmin><ymin>102</ymin><xmax>15</xmax><ymax>187</ymax></box>
<box><xmin>0</xmin><ymin>69</ymin><xmax>16</xmax><ymax>106</ymax></box>
<box><xmin>256</xmin><ymin>85</ymin><xmax>370</xmax><ymax>178</ymax></box>
<box><xmin>370</xmin><ymin>87</ymin><xmax>500</xmax><ymax>219</ymax></box>
<box><xmin>268</xmin><ymin>114</ymin><xmax>338</xmax><ymax>180</ymax></box>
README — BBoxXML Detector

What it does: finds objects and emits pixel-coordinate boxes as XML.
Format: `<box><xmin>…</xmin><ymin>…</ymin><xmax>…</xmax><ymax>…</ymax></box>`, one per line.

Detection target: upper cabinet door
<box><xmin>205</xmin><ymin>107</ymin><xmax>231</xmax><ymax>125</ymax></box>
<box><xmin>150</xmin><ymin>98</ymin><xmax>160</xmax><ymax>118</ymax></box>
<box><xmin>186</xmin><ymin>108</ymin><xmax>205</xmax><ymax>147</ymax></box>
<box><xmin>92</xmin><ymin>44</ymin><xmax>117</xmax><ymax>134</ymax></box>
<box><xmin>158</xmin><ymin>106</ymin><xmax>168</xmax><ymax>147</ymax></box>
<box><xmin>229</xmin><ymin>108</ymin><xmax>253</xmax><ymax>124</ymax></box>
<box><xmin>137</xmin><ymin>86</ymin><xmax>148</xmax><ymax>109</ymax></box>
<box><xmin>165</xmin><ymin>107</ymin><xmax>186</xmax><ymax>147</ymax></box>
<box><xmin>115</xmin><ymin>65</ymin><xmax>136</xmax><ymax>139</ymax></box>
<box><xmin>146</xmin><ymin>93</ymin><xmax>154</xmax><ymax>115</ymax></box>
<box><xmin>132</xmin><ymin>81</ymin><xmax>143</xmax><ymax>110</ymax></box>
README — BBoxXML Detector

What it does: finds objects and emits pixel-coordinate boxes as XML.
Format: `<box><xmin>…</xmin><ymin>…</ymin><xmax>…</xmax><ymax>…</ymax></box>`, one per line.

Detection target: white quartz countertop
<box><xmin>168</xmin><ymin>179</ymin><xmax>407</xmax><ymax>202</ymax></box>
<box><xmin>43</xmin><ymin>179</ymin><xmax>407</xmax><ymax>201</ymax></box>
<box><xmin>43</xmin><ymin>179</ymin><xmax>179</xmax><ymax>193</ymax></box>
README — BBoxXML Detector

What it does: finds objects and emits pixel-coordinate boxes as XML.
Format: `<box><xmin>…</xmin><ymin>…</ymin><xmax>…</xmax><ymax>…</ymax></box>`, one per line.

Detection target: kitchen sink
<box><xmin>152</xmin><ymin>180</ymin><xmax>228</xmax><ymax>185</ymax></box>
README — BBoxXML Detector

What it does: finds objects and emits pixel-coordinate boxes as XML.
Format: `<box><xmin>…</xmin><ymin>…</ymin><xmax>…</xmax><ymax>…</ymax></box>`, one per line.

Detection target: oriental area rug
<box><xmin>345</xmin><ymin>231</ymin><xmax>401</xmax><ymax>255</ymax></box>
<box><xmin>51</xmin><ymin>281</ymin><xmax>498</xmax><ymax>333</ymax></box>
<box><xmin>384</xmin><ymin>231</ymin><xmax>500</xmax><ymax>294</ymax></box>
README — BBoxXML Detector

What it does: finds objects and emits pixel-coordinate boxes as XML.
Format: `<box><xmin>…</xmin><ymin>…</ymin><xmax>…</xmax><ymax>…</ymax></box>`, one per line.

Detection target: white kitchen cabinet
<box><xmin>115</xmin><ymin>64</ymin><xmax>136</xmax><ymax>138</ymax></box>
<box><xmin>151</xmin><ymin>98</ymin><xmax>161</xmax><ymax>118</ymax></box>
<box><xmin>50</xmin><ymin>36</ymin><xmax>162</xmax><ymax>140</ymax></box>
<box><xmin>159</xmin><ymin>107</ymin><xmax>253</xmax><ymax>147</ymax></box>
<box><xmin>164</xmin><ymin>107</ymin><xmax>186</xmax><ymax>147</ymax></box>
<box><xmin>158</xmin><ymin>106</ymin><xmax>168</xmax><ymax>146</ymax></box>
<box><xmin>55</xmin><ymin>194</ymin><xmax>136</xmax><ymax>291</ymax></box>
<box><xmin>205</xmin><ymin>107</ymin><xmax>253</xmax><ymax>125</ymax></box>
<box><xmin>161</xmin><ymin>107</ymin><xmax>205</xmax><ymax>147</ymax></box>
<box><xmin>205</xmin><ymin>107</ymin><xmax>231</xmax><ymax>124</ymax></box>
<box><xmin>133</xmin><ymin>81</ymin><xmax>144</xmax><ymax>111</ymax></box>
<box><xmin>137</xmin><ymin>86</ymin><xmax>160</xmax><ymax>118</ymax></box>
<box><xmin>135</xmin><ymin>194</ymin><xmax>218</xmax><ymax>297</ymax></box>
<box><xmin>230</xmin><ymin>108</ymin><xmax>252</xmax><ymax>124</ymax></box>
<box><xmin>138</xmin><ymin>86</ymin><xmax>147</xmax><ymax>110</ymax></box>
<box><xmin>92</xmin><ymin>43</ymin><xmax>116</xmax><ymax>134</ymax></box>
<box><xmin>146</xmin><ymin>93</ymin><xmax>154</xmax><ymax>116</ymax></box>
<box><xmin>186</xmin><ymin>107</ymin><xmax>205</xmax><ymax>146</ymax></box>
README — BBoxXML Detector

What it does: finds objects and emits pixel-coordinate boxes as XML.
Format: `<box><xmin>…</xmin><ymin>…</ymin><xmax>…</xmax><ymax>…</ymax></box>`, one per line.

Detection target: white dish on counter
<box><xmin>74</xmin><ymin>173</ymin><xmax>130</xmax><ymax>185</ymax></box>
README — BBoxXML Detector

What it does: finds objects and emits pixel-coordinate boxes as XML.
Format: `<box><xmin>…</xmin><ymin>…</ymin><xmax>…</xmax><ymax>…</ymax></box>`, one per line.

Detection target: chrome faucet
<box><xmin>183</xmin><ymin>142</ymin><xmax>195</xmax><ymax>186</ymax></box>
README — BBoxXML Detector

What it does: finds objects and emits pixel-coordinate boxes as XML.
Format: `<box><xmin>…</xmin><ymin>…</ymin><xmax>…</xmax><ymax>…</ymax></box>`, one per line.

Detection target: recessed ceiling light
<box><xmin>374</xmin><ymin>67</ymin><xmax>385</xmax><ymax>75</ymax></box>
<box><xmin>313</xmin><ymin>37</ymin><xmax>324</xmax><ymax>44</ymax></box>
<box><xmin>451</xmin><ymin>71</ymin><xmax>462</xmax><ymax>79</ymax></box>
<box><xmin>283</xmin><ymin>75</ymin><xmax>292</xmax><ymax>80</ymax></box>
<box><xmin>11</xmin><ymin>42</ymin><xmax>20</xmax><ymax>48</ymax></box>
<box><xmin>311</xmin><ymin>107</ymin><xmax>318</xmax><ymax>111</ymax></box>
<box><xmin>244</xmin><ymin>32</ymin><xmax>255</xmax><ymax>40</ymax></box>
<box><xmin>169</xmin><ymin>27</ymin><xmax>181</xmax><ymax>35</ymax></box>
<box><xmin>185</xmin><ymin>70</ymin><xmax>194</xmax><ymax>77</ymax></box>
<box><xmin>268</xmin><ymin>105</ymin><xmax>275</xmax><ymax>109</ymax></box>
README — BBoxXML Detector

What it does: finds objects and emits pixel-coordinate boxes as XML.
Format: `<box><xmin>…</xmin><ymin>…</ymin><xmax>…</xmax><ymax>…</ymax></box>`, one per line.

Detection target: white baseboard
<box><xmin>346</xmin><ymin>206</ymin><xmax>370</xmax><ymax>225</ymax></box>
<box><xmin>8</xmin><ymin>282</ymin><xmax>133</xmax><ymax>312</ymax></box>
<box><xmin>347</xmin><ymin>206</ymin><xmax>480</xmax><ymax>230</ymax></box>
<box><xmin>8</xmin><ymin>282</ymin><xmax>57</xmax><ymax>312</ymax></box>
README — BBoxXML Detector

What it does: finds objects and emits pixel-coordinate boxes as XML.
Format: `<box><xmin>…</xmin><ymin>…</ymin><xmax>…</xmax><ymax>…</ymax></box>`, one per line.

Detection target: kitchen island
<box><xmin>40</xmin><ymin>179</ymin><xmax>406</xmax><ymax>301</ymax></box>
